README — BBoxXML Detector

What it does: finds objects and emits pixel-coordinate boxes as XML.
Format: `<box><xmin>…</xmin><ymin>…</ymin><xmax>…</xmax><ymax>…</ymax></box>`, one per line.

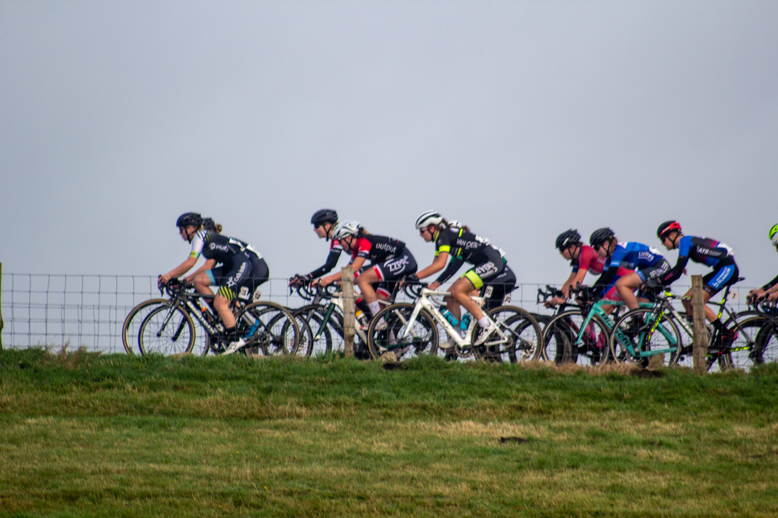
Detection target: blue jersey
<box><xmin>607</xmin><ymin>242</ymin><xmax>664</xmax><ymax>271</ymax></box>
<box><xmin>676</xmin><ymin>236</ymin><xmax>733</xmax><ymax>267</ymax></box>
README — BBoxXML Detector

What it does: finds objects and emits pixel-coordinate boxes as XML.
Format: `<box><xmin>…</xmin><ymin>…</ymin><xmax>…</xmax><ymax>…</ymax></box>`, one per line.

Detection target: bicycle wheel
<box><xmin>543</xmin><ymin>310</ymin><xmax>609</xmax><ymax>366</ymax></box>
<box><xmin>473</xmin><ymin>306</ymin><xmax>543</xmax><ymax>363</ymax></box>
<box><xmin>609</xmin><ymin>308</ymin><xmax>682</xmax><ymax>368</ymax></box>
<box><xmin>291</xmin><ymin>310</ymin><xmax>315</xmax><ymax>357</ymax></box>
<box><xmin>721</xmin><ymin>314</ymin><xmax>778</xmax><ymax>370</ymax></box>
<box><xmin>122</xmin><ymin>298</ymin><xmax>169</xmax><ymax>354</ymax></box>
<box><xmin>366</xmin><ymin>303</ymin><xmax>438</xmax><ymax>360</ymax></box>
<box><xmin>236</xmin><ymin>302</ymin><xmax>300</xmax><ymax>356</ymax></box>
<box><xmin>138</xmin><ymin>305</ymin><xmax>196</xmax><ymax>355</ymax></box>
<box><xmin>294</xmin><ymin>306</ymin><xmax>333</xmax><ymax>356</ymax></box>
<box><xmin>542</xmin><ymin>310</ymin><xmax>582</xmax><ymax>364</ymax></box>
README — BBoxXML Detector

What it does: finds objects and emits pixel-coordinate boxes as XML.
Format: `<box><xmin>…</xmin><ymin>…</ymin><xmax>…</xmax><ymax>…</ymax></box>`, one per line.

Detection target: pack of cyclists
<box><xmin>161</xmin><ymin>210</ymin><xmax>777</xmax><ymax>356</ymax></box>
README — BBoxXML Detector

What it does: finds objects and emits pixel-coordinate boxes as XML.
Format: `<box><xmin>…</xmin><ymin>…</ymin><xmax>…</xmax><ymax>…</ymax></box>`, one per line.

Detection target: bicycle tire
<box><xmin>138</xmin><ymin>305</ymin><xmax>197</xmax><ymax>355</ymax></box>
<box><xmin>609</xmin><ymin>308</ymin><xmax>683</xmax><ymax>368</ymax></box>
<box><xmin>293</xmin><ymin>306</ymin><xmax>332</xmax><ymax>356</ymax></box>
<box><xmin>473</xmin><ymin>306</ymin><xmax>543</xmax><ymax>363</ymax></box>
<box><xmin>543</xmin><ymin>310</ymin><xmax>610</xmax><ymax>366</ymax></box>
<box><xmin>236</xmin><ymin>302</ymin><xmax>300</xmax><ymax>356</ymax></box>
<box><xmin>721</xmin><ymin>314</ymin><xmax>778</xmax><ymax>370</ymax></box>
<box><xmin>366</xmin><ymin>303</ymin><xmax>439</xmax><ymax>360</ymax></box>
<box><xmin>121</xmin><ymin>298</ymin><xmax>170</xmax><ymax>354</ymax></box>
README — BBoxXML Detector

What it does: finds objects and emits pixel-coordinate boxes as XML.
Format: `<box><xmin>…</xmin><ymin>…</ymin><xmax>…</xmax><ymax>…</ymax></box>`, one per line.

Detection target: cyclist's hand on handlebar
<box><xmin>289</xmin><ymin>274</ymin><xmax>309</xmax><ymax>288</ymax></box>
<box><xmin>545</xmin><ymin>295</ymin><xmax>567</xmax><ymax>308</ymax></box>
<box><xmin>399</xmin><ymin>274</ymin><xmax>419</xmax><ymax>288</ymax></box>
<box><xmin>427</xmin><ymin>280</ymin><xmax>441</xmax><ymax>291</ymax></box>
<box><xmin>158</xmin><ymin>274</ymin><xmax>170</xmax><ymax>289</ymax></box>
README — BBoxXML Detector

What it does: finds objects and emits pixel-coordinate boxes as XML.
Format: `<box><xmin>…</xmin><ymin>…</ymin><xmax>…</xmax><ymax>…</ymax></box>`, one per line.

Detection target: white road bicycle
<box><xmin>366</xmin><ymin>286</ymin><xmax>543</xmax><ymax>362</ymax></box>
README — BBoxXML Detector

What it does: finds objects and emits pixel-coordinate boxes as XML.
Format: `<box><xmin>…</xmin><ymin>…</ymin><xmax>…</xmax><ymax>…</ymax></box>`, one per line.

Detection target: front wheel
<box><xmin>473</xmin><ymin>306</ymin><xmax>543</xmax><ymax>363</ymax></box>
<box><xmin>721</xmin><ymin>314</ymin><xmax>778</xmax><ymax>370</ymax></box>
<box><xmin>542</xmin><ymin>310</ymin><xmax>610</xmax><ymax>366</ymax></box>
<box><xmin>122</xmin><ymin>299</ymin><xmax>169</xmax><ymax>354</ymax></box>
<box><xmin>609</xmin><ymin>308</ymin><xmax>682</xmax><ymax>368</ymax></box>
<box><xmin>366</xmin><ymin>303</ymin><xmax>438</xmax><ymax>360</ymax></box>
<box><xmin>138</xmin><ymin>305</ymin><xmax>196</xmax><ymax>355</ymax></box>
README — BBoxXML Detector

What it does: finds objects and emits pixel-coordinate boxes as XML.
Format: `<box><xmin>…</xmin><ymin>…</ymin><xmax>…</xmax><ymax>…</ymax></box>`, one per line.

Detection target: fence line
<box><xmin>0</xmin><ymin>272</ymin><xmax>759</xmax><ymax>354</ymax></box>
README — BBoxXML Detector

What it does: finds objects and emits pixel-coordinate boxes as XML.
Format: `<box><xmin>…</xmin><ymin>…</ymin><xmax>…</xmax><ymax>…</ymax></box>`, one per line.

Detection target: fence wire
<box><xmin>0</xmin><ymin>272</ymin><xmax>759</xmax><ymax>353</ymax></box>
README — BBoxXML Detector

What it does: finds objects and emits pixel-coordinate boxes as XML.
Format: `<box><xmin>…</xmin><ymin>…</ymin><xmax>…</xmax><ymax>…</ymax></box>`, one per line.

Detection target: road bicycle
<box><xmin>366</xmin><ymin>284</ymin><xmax>543</xmax><ymax>363</ymax></box>
<box><xmin>122</xmin><ymin>279</ymin><xmax>300</xmax><ymax>356</ymax></box>
<box><xmin>608</xmin><ymin>278</ymin><xmax>772</xmax><ymax>371</ymax></box>
<box><xmin>541</xmin><ymin>286</ymin><xmax>629</xmax><ymax>366</ymax></box>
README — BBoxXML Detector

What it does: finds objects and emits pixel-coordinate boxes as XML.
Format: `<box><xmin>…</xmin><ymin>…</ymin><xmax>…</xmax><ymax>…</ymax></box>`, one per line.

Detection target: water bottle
<box><xmin>459</xmin><ymin>313</ymin><xmax>472</xmax><ymax>331</ymax></box>
<box><xmin>442</xmin><ymin>310</ymin><xmax>459</xmax><ymax>327</ymax></box>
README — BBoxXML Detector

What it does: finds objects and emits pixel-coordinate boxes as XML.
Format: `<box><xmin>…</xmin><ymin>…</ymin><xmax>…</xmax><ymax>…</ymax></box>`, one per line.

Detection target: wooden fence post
<box><xmin>0</xmin><ymin>263</ymin><xmax>4</xmax><ymax>350</ymax></box>
<box><xmin>691</xmin><ymin>275</ymin><xmax>708</xmax><ymax>374</ymax></box>
<box><xmin>341</xmin><ymin>266</ymin><xmax>355</xmax><ymax>357</ymax></box>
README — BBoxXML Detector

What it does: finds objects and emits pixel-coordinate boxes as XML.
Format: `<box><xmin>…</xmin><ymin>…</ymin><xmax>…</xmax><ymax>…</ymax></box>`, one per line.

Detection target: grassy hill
<box><xmin>1</xmin><ymin>348</ymin><xmax>777</xmax><ymax>517</ymax></box>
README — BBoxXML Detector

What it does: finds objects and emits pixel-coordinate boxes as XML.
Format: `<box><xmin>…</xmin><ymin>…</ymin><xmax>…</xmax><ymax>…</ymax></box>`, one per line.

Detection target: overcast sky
<box><xmin>1</xmin><ymin>0</ymin><xmax>776</xmax><ymax>289</ymax></box>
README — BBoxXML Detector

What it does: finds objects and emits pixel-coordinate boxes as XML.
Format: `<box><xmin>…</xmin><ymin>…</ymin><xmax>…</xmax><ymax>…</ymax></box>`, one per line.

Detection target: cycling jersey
<box><xmin>307</xmin><ymin>239</ymin><xmax>345</xmax><ymax>279</ymax></box>
<box><xmin>659</xmin><ymin>236</ymin><xmax>735</xmax><ymax>286</ymax></box>
<box><xmin>571</xmin><ymin>245</ymin><xmax>606</xmax><ymax>275</ymax></box>
<box><xmin>594</xmin><ymin>242</ymin><xmax>664</xmax><ymax>297</ymax></box>
<box><xmin>190</xmin><ymin>230</ymin><xmax>260</xmax><ymax>262</ymax></box>
<box><xmin>432</xmin><ymin>228</ymin><xmax>507</xmax><ymax>289</ymax></box>
<box><xmin>349</xmin><ymin>234</ymin><xmax>406</xmax><ymax>264</ymax></box>
<box><xmin>189</xmin><ymin>230</ymin><xmax>267</xmax><ymax>300</ymax></box>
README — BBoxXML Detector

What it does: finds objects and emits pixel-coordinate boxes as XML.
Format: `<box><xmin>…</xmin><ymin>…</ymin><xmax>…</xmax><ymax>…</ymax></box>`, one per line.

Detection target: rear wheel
<box><xmin>473</xmin><ymin>306</ymin><xmax>543</xmax><ymax>363</ymax></box>
<box><xmin>236</xmin><ymin>302</ymin><xmax>300</xmax><ymax>356</ymax></box>
<box><xmin>367</xmin><ymin>303</ymin><xmax>438</xmax><ymax>360</ymax></box>
<box><xmin>138</xmin><ymin>305</ymin><xmax>196</xmax><ymax>355</ymax></box>
<box><xmin>721</xmin><ymin>314</ymin><xmax>778</xmax><ymax>370</ymax></box>
<box><xmin>543</xmin><ymin>310</ymin><xmax>609</xmax><ymax>366</ymax></box>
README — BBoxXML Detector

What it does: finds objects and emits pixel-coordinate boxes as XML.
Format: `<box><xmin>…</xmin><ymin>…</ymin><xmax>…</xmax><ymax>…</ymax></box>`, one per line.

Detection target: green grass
<box><xmin>1</xmin><ymin>348</ymin><xmax>777</xmax><ymax>517</ymax></box>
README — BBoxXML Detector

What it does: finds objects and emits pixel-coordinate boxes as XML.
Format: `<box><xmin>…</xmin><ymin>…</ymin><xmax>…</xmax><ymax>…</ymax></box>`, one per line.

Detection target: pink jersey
<box><xmin>573</xmin><ymin>245</ymin><xmax>606</xmax><ymax>275</ymax></box>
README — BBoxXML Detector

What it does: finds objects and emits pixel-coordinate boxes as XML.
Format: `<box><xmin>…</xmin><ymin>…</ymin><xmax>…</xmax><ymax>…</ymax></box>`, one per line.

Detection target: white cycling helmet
<box><xmin>415</xmin><ymin>210</ymin><xmax>443</xmax><ymax>229</ymax></box>
<box><xmin>332</xmin><ymin>221</ymin><xmax>361</xmax><ymax>240</ymax></box>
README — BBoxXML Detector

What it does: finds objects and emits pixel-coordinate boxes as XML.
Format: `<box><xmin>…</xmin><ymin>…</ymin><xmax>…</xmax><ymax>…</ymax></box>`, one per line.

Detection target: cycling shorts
<box><xmin>209</xmin><ymin>252</ymin><xmax>268</xmax><ymax>301</ymax></box>
<box><xmin>462</xmin><ymin>247</ymin><xmax>505</xmax><ymax>290</ymax></box>
<box><xmin>636</xmin><ymin>259</ymin><xmax>671</xmax><ymax>282</ymax></box>
<box><xmin>703</xmin><ymin>258</ymin><xmax>739</xmax><ymax>296</ymax></box>
<box><xmin>215</xmin><ymin>251</ymin><xmax>254</xmax><ymax>301</ymax></box>
<box><xmin>372</xmin><ymin>250</ymin><xmax>418</xmax><ymax>297</ymax></box>
<box><xmin>480</xmin><ymin>265</ymin><xmax>516</xmax><ymax>311</ymax></box>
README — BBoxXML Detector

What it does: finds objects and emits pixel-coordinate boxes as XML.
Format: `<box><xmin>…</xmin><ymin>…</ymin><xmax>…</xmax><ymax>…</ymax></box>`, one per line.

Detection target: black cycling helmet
<box><xmin>311</xmin><ymin>209</ymin><xmax>338</xmax><ymax>226</ymax></box>
<box><xmin>657</xmin><ymin>220</ymin><xmax>682</xmax><ymax>239</ymax></box>
<box><xmin>589</xmin><ymin>227</ymin><xmax>615</xmax><ymax>247</ymax></box>
<box><xmin>176</xmin><ymin>212</ymin><xmax>202</xmax><ymax>228</ymax></box>
<box><xmin>555</xmin><ymin>229</ymin><xmax>581</xmax><ymax>250</ymax></box>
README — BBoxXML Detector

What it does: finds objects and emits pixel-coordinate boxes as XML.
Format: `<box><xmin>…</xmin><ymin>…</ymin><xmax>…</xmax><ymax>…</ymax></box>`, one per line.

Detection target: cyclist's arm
<box><xmin>763</xmin><ymin>273</ymin><xmax>778</xmax><ymax>291</ymax></box>
<box><xmin>161</xmin><ymin>256</ymin><xmax>198</xmax><ymax>283</ymax></box>
<box><xmin>434</xmin><ymin>256</ymin><xmax>465</xmax><ymax>285</ymax></box>
<box><xmin>318</xmin><ymin>256</ymin><xmax>366</xmax><ymax>286</ymax></box>
<box><xmin>561</xmin><ymin>270</ymin><xmax>581</xmax><ymax>297</ymax></box>
<box><xmin>184</xmin><ymin>258</ymin><xmax>216</xmax><ymax>284</ymax></box>
<box><xmin>307</xmin><ymin>248</ymin><xmax>343</xmax><ymax>280</ymax></box>
<box><xmin>658</xmin><ymin>255</ymin><xmax>690</xmax><ymax>286</ymax></box>
<box><xmin>416</xmin><ymin>252</ymin><xmax>449</xmax><ymax>280</ymax></box>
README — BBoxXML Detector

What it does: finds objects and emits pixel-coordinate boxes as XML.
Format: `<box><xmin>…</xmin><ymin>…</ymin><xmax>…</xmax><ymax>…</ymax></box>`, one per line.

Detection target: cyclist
<box><xmin>289</xmin><ymin>209</ymin><xmax>345</xmax><ymax>288</ymax></box>
<box><xmin>655</xmin><ymin>220</ymin><xmax>740</xmax><ymax>345</ymax></box>
<box><xmin>315</xmin><ymin>221</ymin><xmax>417</xmax><ymax>321</ymax></box>
<box><xmin>589</xmin><ymin>227</ymin><xmax>670</xmax><ymax>314</ymax></box>
<box><xmin>547</xmin><ymin>229</ymin><xmax>608</xmax><ymax>308</ymax></box>
<box><xmin>407</xmin><ymin>210</ymin><xmax>509</xmax><ymax>346</ymax></box>
<box><xmin>748</xmin><ymin>224</ymin><xmax>778</xmax><ymax>304</ymax></box>
<box><xmin>159</xmin><ymin>212</ymin><xmax>269</xmax><ymax>355</ymax></box>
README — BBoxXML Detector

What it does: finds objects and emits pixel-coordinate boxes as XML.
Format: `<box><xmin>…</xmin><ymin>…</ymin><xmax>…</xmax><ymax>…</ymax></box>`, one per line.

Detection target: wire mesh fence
<box><xmin>0</xmin><ymin>271</ymin><xmax>760</xmax><ymax>354</ymax></box>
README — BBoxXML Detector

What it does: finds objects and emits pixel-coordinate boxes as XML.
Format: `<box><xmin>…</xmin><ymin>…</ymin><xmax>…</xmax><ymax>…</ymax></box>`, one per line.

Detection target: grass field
<box><xmin>1</xmin><ymin>348</ymin><xmax>777</xmax><ymax>517</ymax></box>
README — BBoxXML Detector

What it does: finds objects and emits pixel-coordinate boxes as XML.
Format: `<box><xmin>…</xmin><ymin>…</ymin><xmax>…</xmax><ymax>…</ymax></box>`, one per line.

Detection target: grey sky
<box><xmin>1</xmin><ymin>0</ymin><xmax>776</xmax><ymax>289</ymax></box>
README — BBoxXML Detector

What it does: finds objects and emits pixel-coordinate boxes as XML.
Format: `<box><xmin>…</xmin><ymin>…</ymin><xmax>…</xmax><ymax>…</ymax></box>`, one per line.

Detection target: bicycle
<box><xmin>541</xmin><ymin>286</ymin><xmax>629</xmax><ymax>366</ymax></box>
<box><xmin>608</xmin><ymin>278</ymin><xmax>768</xmax><ymax>371</ymax></box>
<box><xmin>123</xmin><ymin>279</ymin><xmax>300</xmax><ymax>356</ymax></box>
<box><xmin>366</xmin><ymin>283</ymin><xmax>543</xmax><ymax>363</ymax></box>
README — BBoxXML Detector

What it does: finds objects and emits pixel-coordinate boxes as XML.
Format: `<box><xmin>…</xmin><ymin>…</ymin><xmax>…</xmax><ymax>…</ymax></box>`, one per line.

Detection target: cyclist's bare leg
<box><xmin>449</xmin><ymin>278</ymin><xmax>485</xmax><ymax>322</ymax></box>
<box><xmin>192</xmin><ymin>272</ymin><xmax>214</xmax><ymax>296</ymax></box>
<box><xmin>616</xmin><ymin>272</ymin><xmax>642</xmax><ymax>311</ymax></box>
<box><xmin>356</xmin><ymin>268</ymin><xmax>379</xmax><ymax>304</ymax></box>
<box><xmin>682</xmin><ymin>288</ymin><xmax>717</xmax><ymax>322</ymax></box>
<box><xmin>213</xmin><ymin>294</ymin><xmax>236</xmax><ymax>329</ymax></box>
